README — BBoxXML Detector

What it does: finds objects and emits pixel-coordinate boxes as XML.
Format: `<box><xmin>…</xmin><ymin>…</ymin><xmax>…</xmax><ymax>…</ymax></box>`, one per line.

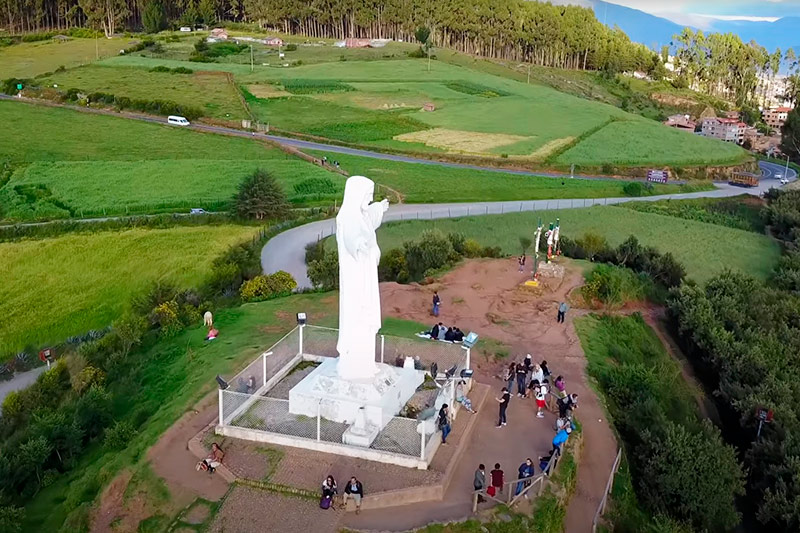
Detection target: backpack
<box><xmin>320</xmin><ymin>495</ymin><xmax>332</xmax><ymax>509</ymax></box>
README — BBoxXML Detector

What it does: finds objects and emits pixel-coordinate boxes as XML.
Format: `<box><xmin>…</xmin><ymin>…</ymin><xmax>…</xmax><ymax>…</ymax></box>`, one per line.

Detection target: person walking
<box><xmin>535</xmin><ymin>381</ymin><xmax>548</xmax><ymax>418</ymax></box>
<box><xmin>557</xmin><ymin>301</ymin><xmax>569</xmax><ymax>323</ymax></box>
<box><xmin>515</xmin><ymin>363</ymin><xmax>528</xmax><ymax>397</ymax></box>
<box><xmin>432</xmin><ymin>291</ymin><xmax>441</xmax><ymax>317</ymax></box>
<box><xmin>438</xmin><ymin>404</ymin><xmax>452</xmax><ymax>445</ymax></box>
<box><xmin>474</xmin><ymin>464</ymin><xmax>486</xmax><ymax>503</ymax></box>
<box><xmin>342</xmin><ymin>476</ymin><xmax>364</xmax><ymax>514</ymax></box>
<box><xmin>516</xmin><ymin>458</ymin><xmax>534</xmax><ymax>496</ymax></box>
<box><xmin>518</xmin><ymin>254</ymin><xmax>526</xmax><ymax>273</ymax></box>
<box><xmin>496</xmin><ymin>387</ymin><xmax>510</xmax><ymax>427</ymax></box>
<box><xmin>490</xmin><ymin>463</ymin><xmax>505</xmax><ymax>494</ymax></box>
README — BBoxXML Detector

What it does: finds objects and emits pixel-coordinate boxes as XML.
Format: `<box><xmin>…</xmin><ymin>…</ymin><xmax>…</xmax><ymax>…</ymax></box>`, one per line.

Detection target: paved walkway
<box><xmin>0</xmin><ymin>366</ymin><xmax>47</xmax><ymax>410</ymax></box>
<box><xmin>261</xmin><ymin>167</ymin><xmax>792</xmax><ymax>288</ymax></box>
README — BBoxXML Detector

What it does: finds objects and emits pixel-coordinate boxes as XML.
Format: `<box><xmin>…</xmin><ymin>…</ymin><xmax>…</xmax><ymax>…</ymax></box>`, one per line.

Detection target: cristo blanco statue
<box><xmin>288</xmin><ymin>175</ymin><xmax>423</xmax><ymax>447</ymax></box>
<box><xmin>335</xmin><ymin>176</ymin><xmax>389</xmax><ymax>380</ymax></box>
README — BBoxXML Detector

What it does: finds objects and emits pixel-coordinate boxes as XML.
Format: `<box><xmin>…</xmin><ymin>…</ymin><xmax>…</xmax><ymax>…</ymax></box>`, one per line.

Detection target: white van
<box><xmin>167</xmin><ymin>115</ymin><xmax>190</xmax><ymax>126</ymax></box>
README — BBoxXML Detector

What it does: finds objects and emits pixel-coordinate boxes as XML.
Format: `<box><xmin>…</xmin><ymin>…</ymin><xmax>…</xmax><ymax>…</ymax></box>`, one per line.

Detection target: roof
<box><xmin>775</xmin><ymin>107</ymin><xmax>792</xmax><ymax>112</ymax></box>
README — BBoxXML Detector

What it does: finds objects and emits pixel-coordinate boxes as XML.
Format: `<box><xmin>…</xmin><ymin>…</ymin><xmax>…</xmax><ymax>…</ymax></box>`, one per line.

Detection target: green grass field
<box><xmin>41</xmin><ymin>64</ymin><xmax>246</xmax><ymax>119</ymax></box>
<box><xmin>0</xmin><ymin>225</ymin><xmax>258</xmax><ymax>354</ymax></box>
<box><xmin>101</xmin><ymin>53</ymin><xmax>747</xmax><ymax>167</ymax></box>
<box><xmin>0</xmin><ymin>36</ymin><xmax>139</xmax><ymax>78</ymax></box>
<box><xmin>306</xmin><ymin>150</ymin><xmax>711</xmax><ymax>203</ymax></box>
<box><xmin>374</xmin><ymin>206</ymin><xmax>780</xmax><ymax>283</ymax></box>
<box><xmin>0</xmin><ymin>102</ymin><xmax>342</xmax><ymax>220</ymax></box>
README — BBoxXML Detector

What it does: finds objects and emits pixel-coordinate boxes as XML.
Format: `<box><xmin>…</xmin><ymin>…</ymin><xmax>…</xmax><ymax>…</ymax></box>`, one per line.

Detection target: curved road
<box><xmin>262</xmin><ymin>160</ymin><xmax>795</xmax><ymax>288</ymax></box>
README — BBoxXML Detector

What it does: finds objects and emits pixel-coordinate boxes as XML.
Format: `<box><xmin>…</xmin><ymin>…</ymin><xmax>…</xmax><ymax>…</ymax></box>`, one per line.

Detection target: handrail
<box><xmin>471</xmin><ymin>454</ymin><xmax>557</xmax><ymax>512</ymax></box>
<box><xmin>591</xmin><ymin>448</ymin><xmax>623</xmax><ymax>533</ymax></box>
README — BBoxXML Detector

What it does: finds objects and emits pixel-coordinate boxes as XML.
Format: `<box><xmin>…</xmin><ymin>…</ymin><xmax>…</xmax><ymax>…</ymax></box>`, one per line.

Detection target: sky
<box><xmin>603</xmin><ymin>0</ymin><xmax>800</xmax><ymax>27</ymax></box>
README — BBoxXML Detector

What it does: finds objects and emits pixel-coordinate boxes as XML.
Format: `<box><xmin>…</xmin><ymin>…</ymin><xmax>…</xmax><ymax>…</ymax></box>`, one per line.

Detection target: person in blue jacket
<box><xmin>551</xmin><ymin>426</ymin><xmax>572</xmax><ymax>456</ymax></box>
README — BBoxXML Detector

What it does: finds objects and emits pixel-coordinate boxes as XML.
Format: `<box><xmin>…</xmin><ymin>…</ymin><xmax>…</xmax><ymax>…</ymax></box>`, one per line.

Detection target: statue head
<box><xmin>341</xmin><ymin>175</ymin><xmax>375</xmax><ymax>214</ymax></box>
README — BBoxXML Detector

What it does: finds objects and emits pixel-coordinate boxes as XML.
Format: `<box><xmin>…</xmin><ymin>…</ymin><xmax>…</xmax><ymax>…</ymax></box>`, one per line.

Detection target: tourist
<box><xmin>535</xmin><ymin>381</ymin><xmax>548</xmax><ymax>418</ymax></box>
<box><xmin>516</xmin><ymin>458</ymin><xmax>534</xmax><ymax>496</ymax></box>
<box><xmin>523</xmin><ymin>353</ymin><xmax>533</xmax><ymax>374</ymax></box>
<box><xmin>551</xmin><ymin>427</ymin><xmax>572</xmax><ymax>456</ymax></box>
<box><xmin>453</xmin><ymin>327</ymin><xmax>465</xmax><ymax>342</ymax></box>
<box><xmin>342</xmin><ymin>476</ymin><xmax>364</xmax><ymax>514</ymax></box>
<box><xmin>558</xmin><ymin>393</ymin><xmax>579</xmax><ymax>419</ymax></box>
<box><xmin>430</xmin><ymin>322</ymin><xmax>443</xmax><ymax>338</ymax></box>
<box><xmin>437</xmin><ymin>325</ymin><xmax>447</xmax><ymax>341</ymax></box>
<box><xmin>491</xmin><ymin>463</ymin><xmax>505</xmax><ymax>494</ymax></box>
<box><xmin>445</xmin><ymin>327</ymin><xmax>455</xmax><ymax>342</ymax></box>
<box><xmin>539</xmin><ymin>454</ymin><xmax>555</xmax><ymax>475</ymax></box>
<box><xmin>557</xmin><ymin>301</ymin><xmax>569</xmax><ymax>323</ymax></box>
<box><xmin>438</xmin><ymin>404</ymin><xmax>452</xmax><ymax>445</ymax></box>
<box><xmin>516</xmin><ymin>362</ymin><xmax>528</xmax><ymax>397</ymax></box>
<box><xmin>456</xmin><ymin>380</ymin><xmax>477</xmax><ymax>414</ymax></box>
<box><xmin>474</xmin><ymin>464</ymin><xmax>486</xmax><ymax>503</ymax></box>
<box><xmin>322</xmin><ymin>475</ymin><xmax>338</xmax><ymax>502</ymax></box>
<box><xmin>518</xmin><ymin>254</ymin><xmax>526</xmax><ymax>272</ymax></box>
<box><xmin>540</xmin><ymin>360</ymin><xmax>551</xmax><ymax>379</ymax></box>
<box><xmin>196</xmin><ymin>442</ymin><xmax>224</xmax><ymax>474</ymax></box>
<box><xmin>205</xmin><ymin>327</ymin><xmax>219</xmax><ymax>341</ymax></box>
<box><xmin>554</xmin><ymin>375</ymin><xmax>567</xmax><ymax>398</ymax></box>
<box><xmin>496</xmin><ymin>386</ymin><xmax>510</xmax><ymax>427</ymax></box>
<box><xmin>503</xmin><ymin>362</ymin><xmax>516</xmax><ymax>392</ymax></box>
<box><xmin>432</xmin><ymin>291</ymin><xmax>441</xmax><ymax>317</ymax></box>
<box><xmin>555</xmin><ymin>416</ymin><xmax>571</xmax><ymax>432</ymax></box>
<box><xmin>530</xmin><ymin>363</ymin><xmax>544</xmax><ymax>387</ymax></box>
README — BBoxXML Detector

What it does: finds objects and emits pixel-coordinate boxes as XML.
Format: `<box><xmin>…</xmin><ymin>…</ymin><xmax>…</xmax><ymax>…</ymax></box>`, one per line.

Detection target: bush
<box><xmin>73</xmin><ymin>385</ymin><xmax>112</xmax><ymax>440</ymax></box>
<box><xmin>581</xmin><ymin>264</ymin><xmax>651</xmax><ymax>307</ymax></box>
<box><xmin>234</xmin><ymin>169</ymin><xmax>290</xmax><ymax>220</ymax></box>
<box><xmin>151</xmin><ymin>300</ymin><xmax>183</xmax><ymax>338</ymax></box>
<box><xmin>403</xmin><ymin>229</ymin><xmax>454</xmax><ymax>280</ymax></box>
<box><xmin>308</xmin><ymin>250</ymin><xmax>339</xmax><ymax>290</ymax></box>
<box><xmin>73</xmin><ymin>366</ymin><xmax>106</xmax><ymax>395</ymax></box>
<box><xmin>239</xmin><ymin>271</ymin><xmax>297</xmax><ymax>302</ymax></box>
<box><xmin>378</xmin><ymin>248</ymin><xmax>409</xmax><ymax>283</ymax></box>
<box><xmin>304</xmin><ymin>240</ymin><xmax>326</xmax><ymax>265</ymax></box>
<box><xmin>104</xmin><ymin>421</ymin><xmax>137</xmax><ymax>449</ymax></box>
<box><xmin>623</xmin><ymin>181</ymin><xmax>645</xmax><ymax>196</ymax></box>
<box><xmin>285</xmin><ymin>43</ymin><xmax>298</xmax><ymax>51</ymax></box>
<box><xmin>0</xmin><ymin>505</ymin><xmax>25</xmax><ymax>533</ymax></box>
<box><xmin>463</xmin><ymin>239</ymin><xmax>483</xmax><ymax>258</ymax></box>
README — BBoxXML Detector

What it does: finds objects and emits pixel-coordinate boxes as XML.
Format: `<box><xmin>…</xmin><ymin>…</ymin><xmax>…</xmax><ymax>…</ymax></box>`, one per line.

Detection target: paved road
<box><xmin>0</xmin><ymin>366</ymin><xmax>47</xmax><ymax>411</ymax></box>
<box><xmin>262</xmin><ymin>162</ymin><xmax>795</xmax><ymax>289</ymax></box>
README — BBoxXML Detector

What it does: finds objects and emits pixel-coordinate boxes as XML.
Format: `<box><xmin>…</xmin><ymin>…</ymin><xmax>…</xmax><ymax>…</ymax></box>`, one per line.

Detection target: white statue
<box><xmin>336</xmin><ymin>176</ymin><xmax>389</xmax><ymax>380</ymax></box>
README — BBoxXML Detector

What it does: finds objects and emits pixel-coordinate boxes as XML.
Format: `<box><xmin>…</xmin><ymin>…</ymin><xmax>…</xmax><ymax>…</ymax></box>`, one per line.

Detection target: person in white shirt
<box><xmin>535</xmin><ymin>383</ymin><xmax>548</xmax><ymax>418</ymax></box>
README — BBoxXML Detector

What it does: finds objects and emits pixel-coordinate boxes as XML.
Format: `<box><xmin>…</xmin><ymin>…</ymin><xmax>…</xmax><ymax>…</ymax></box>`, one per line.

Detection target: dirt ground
<box><xmin>378</xmin><ymin>258</ymin><xmax>619</xmax><ymax>532</ymax></box>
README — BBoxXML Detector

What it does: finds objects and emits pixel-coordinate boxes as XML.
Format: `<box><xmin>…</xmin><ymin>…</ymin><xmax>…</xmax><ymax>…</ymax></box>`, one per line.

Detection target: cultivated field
<box><xmin>0</xmin><ymin>102</ymin><xmax>341</xmax><ymax>220</ymax></box>
<box><xmin>0</xmin><ymin>225</ymin><xmax>259</xmax><ymax>354</ymax></box>
<box><xmin>41</xmin><ymin>64</ymin><xmax>246</xmax><ymax>119</ymax></box>
<box><xmin>374</xmin><ymin>206</ymin><xmax>780</xmax><ymax>283</ymax></box>
<box><xmin>100</xmin><ymin>49</ymin><xmax>749</xmax><ymax>167</ymax></box>
<box><xmin>0</xmin><ymin>36</ymin><xmax>138</xmax><ymax>78</ymax></box>
<box><xmin>306</xmin><ymin>150</ymin><xmax>710</xmax><ymax>203</ymax></box>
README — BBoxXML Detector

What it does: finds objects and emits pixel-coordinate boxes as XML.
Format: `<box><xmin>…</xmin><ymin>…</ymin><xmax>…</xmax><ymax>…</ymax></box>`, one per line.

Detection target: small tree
<box><xmin>142</xmin><ymin>0</ymin><xmax>166</xmax><ymax>33</ymax></box>
<box><xmin>308</xmin><ymin>249</ymin><xmax>339</xmax><ymax>290</ymax></box>
<box><xmin>0</xmin><ymin>505</ymin><xmax>24</xmax><ymax>533</ymax></box>
<box><xmin>234</xmin><ymin>169</ymin><xmax>290</xmax><ymax>220</ymax></box>
<box><xmin>519</xmin><ymin>236</ymin><xmax>532</xmax><ymax>254</ymax></box>
<box><xmin>781</xmin><ymin>108</ymin><xmax>800</xmax><ymax>160</ymax></box>
<box><xmin>17</xmin><ymin>436</ymin><xmax>52</xmax><ymax>486</ymax></box>
<box><xmin>414</xmin><ymin>26</ymin><xmax>430</xmax><ymax>47</ymax></box>
<box><xmin>197</xmin><ymin>0</ymin><xmax>217</xmax><ymax>26</ymax></box>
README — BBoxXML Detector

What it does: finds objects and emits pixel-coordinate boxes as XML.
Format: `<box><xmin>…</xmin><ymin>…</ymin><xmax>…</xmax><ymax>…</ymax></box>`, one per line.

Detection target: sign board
<box><xmin>16</xmin><ymin>83</ymin><xmax>23</xmax><ymax>91</ymax></box>
<box><xmin>647</xmin><ymin>169</ymin><xmax>669</xmax><ymax>183</ymax></box>
<box><xmin>756</xmin><ymin>407</ymin><xmax>773</xmax><ymax>423</ymax></box>
<box><xmin>38</xmin><ymin>348</ymin><xmax>53</xmax><ymax>362</ymax></box>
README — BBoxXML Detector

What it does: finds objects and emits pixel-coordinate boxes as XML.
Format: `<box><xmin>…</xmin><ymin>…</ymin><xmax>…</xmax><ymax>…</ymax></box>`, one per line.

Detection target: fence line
<box><xmin>592</xmin><ymin>448</ymin><xmax>623</xmax><ymax>533</ymax></box>
<box><xmin>472</xmin><ymin>454</ymin><xmax>556</xmax><ymax>512</ymax></box>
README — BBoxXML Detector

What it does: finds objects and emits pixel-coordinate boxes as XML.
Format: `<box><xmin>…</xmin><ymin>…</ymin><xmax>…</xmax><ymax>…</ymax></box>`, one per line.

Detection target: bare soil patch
<box><xmin>394</xmin><ymin>128</ymin><xmax>528</xmax><ymax>154</ymax></box>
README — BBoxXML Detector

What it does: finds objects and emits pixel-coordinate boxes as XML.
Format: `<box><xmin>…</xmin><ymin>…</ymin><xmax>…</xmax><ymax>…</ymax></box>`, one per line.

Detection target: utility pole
<box><xmin>250</xmin><ymin>44</ymin><xmax>254</xmax><ymax>72</ymax></box>
<box><xmin>527</xmin><ymin>64</ymin><xmax>531</xmax><ymax>84</ymax></box>
<box><xmin>786</xmin><ymin>154</ymin><xmax>791</xmax><ymax>180</ymax></box>
<box><xmin>427</xmin><ymin>42</ymin><xmax>431</xmax><ymax>72</ymax></box>
<box><xmin>95</xmin><ymin>33</ymin><xmax>99</xmax><ymax>59</ymax></box>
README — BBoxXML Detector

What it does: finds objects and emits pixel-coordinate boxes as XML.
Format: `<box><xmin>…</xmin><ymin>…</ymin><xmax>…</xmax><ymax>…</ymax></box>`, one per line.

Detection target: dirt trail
<box><xmin>379</xmin><ymin>258</ymin><xmax>618</xmax><ymax>533</ymax></box>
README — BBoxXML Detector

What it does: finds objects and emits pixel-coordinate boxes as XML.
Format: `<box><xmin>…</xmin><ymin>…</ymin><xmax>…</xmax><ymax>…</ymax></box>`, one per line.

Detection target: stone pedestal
<box><xmin>288</xmin><ymin>358</ymin><xmax>424</xmax><ymax>447</ymax></box>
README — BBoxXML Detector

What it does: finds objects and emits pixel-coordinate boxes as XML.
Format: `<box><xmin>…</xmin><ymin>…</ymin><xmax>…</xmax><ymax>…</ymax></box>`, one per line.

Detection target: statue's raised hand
<box><xmin>380</xmin><ymin>198</ymin><xmax>390</xmax><ymax>212</ymax></box>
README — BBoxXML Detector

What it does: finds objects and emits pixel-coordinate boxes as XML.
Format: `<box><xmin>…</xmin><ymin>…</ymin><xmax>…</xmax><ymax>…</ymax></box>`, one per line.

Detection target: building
<box><xmin>664</xmin><ymin>114</ymin><xmax>696</xmax><ymax>132</ymax></box>
<box><xmin>701</xmin><ymin>117</ymin><xmax>747</xmax><ymax>144</ymax></box>
<box><xmin>344</xmin><ymin>38</ymin><xmax>372</xmax><ymax>48</ymax></box>
<box><xmin>209</xmin><ymin>28</ymin><xmax>228</xmax><ymax>40</ymax></box>
<box><xmin>264</xmin><ymin>36</ymin><xmax>284</xmax><ymax>47</ymax></box>
<box><xmin>756</xmin><ymin>73</ymin><xmax>792</xmax><ymax>109</ymax></box>
<box><xmin>763</xmin><ymin>107</ymin><xmax>792</xmax><ymax>131</ymax></box>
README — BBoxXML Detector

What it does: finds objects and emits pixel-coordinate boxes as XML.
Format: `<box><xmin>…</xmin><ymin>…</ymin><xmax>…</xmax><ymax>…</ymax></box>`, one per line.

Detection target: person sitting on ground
<box><xmin>453</xmin><ymin>327</ymin><xmax>465</xmax><ymax>342</ymax></box>
<box><xmin>322</xmin><ymin>475</ymin><xmax>337</xmax><ymax>501</ymax></box>
<box><xmin>437</xmin><ymin>325</ymin><xmax>447</xmax><ymax>341</ymax></box>
<box><xmin>558</xmin><ymin>393</ymin><xmax>579</xmax><ymax>419</ymax></box>
<box><xmin>554</xmin><ymin>375</ymin><xmax>567</xmax><ymax>397</ymax></box>
<box><xmin>342</xmin><ymin>476</ymin><xmax>364</xmax><ymax>514</ymax></box>
<box><xmin>196</xmin><ymin>442</ymin><xmax>224</xmax><ymax>473</ymax></box>
<box><xmin>205</xmin><ymin>328</ymin><xmax>219</xmax><ymax>341</ymax></box>
<box><xmin>444</xmin><ymin>327</ymin><xmax>455</xmax><ymax>342</ymax></box>
<box><xmin>490</xmin><ymin>463</ymin><xmax>505</xmax><ymax>494</ymax></box>
<box><xmin>456</xmin><ymin>380</ymin><xmax>477</xmax><ymax>414</ymax></box>
<box><xmin>429</xmin><ymin>322</ymin><xmax>441</xmax><ymax>339</ymax></box>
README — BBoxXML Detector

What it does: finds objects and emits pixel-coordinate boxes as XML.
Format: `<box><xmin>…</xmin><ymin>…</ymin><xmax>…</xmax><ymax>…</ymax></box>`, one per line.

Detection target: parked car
<box><xmin>167</xmin><ymin>115</ymin><xmax>190</xmax><ymax>126</ymax></box>
<box><xmin>190</xmin><ymin>208</ymin><xmax>207</xmax><ymax>215</ymax></box>
<box><xmin>179</xmin><ymin>26</ymin><xmax>192</xmax><ymax>32</ymax></box>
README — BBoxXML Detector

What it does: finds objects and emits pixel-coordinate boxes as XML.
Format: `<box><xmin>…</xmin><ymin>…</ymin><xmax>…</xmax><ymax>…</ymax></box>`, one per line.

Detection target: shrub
<box><xmin>481</xmin><ymin>246</ymin><xmax>503</xmax><ymax>258</ymax></box>
<box><xmin>463</xmin><ymin>239</ymin><xmax>483</xmax><ymax>258</ymax></box>
<box><xmin>239</xmin><ymin>271</ymin><xmax>297</xmax><ymax>302</ymax></box>
<box><xmin>234</xmin><ymin>169</ymin><xmax>290</xmax><ymax>220</ymax></box>
<box><xmin>304</xmin><ymin>240</ymin><xmax>326</xmax><ymax>265</ymax></box>
<box><xmin>404</xmin><ymin>229</ymin><xmax>454</xmax><ymax>280</ymax></box>
<box><xmin>308</xmin><ymin>250</ymin><xmax>339</xmax><ymax>290</ymax></box>
<box><xmin>281</xmin><ymin>79</ymin><xmax>354</xmax><ymax>94</ymax></box>
<box><xmin>576</xmin><ymin>232</ymin><xmax>610</xmax><ymax>260</ymax></box>
<box><xmin>149</xmin><ymin>65</ymin><xmax>171</xmax><ymax>73</ymax></box>
<box><xmin>623</xmin><ymin>181</ymin><xmax>645</xmax><ymax>196</ymax></box>
<box><xmin>73</xmin><ymin>366</ymin><xmax>106</xmax><ymax>395</ymax></box>
<box><xmin>293</xmin><ymin>177</ymin><xmax>337</xmax><ymax>197</ymax></box>
<box><xmin>378</xmin><ymin>248</ymin><xmax>409</xmax><ymax>283</ymax></box>
<box><xmin>104</xmin><ymin>421</ymin><xmax>137</xmax><ymax>449</ymax></box>
<box><xmin>447</xmin><ymin>232</ymin><xmax>467</xmax><ymax>256</ymax></box>
<box><xmin>0</xmin><ymin>506</ymin><xmax>24</xmax><ymax>533</ymax></box>
<box><xmin>581</xmin><ymin>264</ymin><xmax>650</xmax><ymax>307</ymax></box>
<box><xmin>73</xmin><ymin>385</ymin><xmax>112</xmax><ymax>440</ymax></box>
<box><xmin>151</xmin><ymin>300</ymin><xmax>183</xmax><ymax>338</ymax></box>
<box><xmin>285</xmin><ymin>43</ymin><xmax>298</xmax><ymax>51</ymax></box>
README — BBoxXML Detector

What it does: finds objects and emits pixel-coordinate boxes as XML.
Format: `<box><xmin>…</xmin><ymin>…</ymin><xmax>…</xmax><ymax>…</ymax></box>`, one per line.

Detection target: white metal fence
<box><xmin>217</xmin><ymin>324</ymin><xmax>469</xmax><ymax>467</ymax></box>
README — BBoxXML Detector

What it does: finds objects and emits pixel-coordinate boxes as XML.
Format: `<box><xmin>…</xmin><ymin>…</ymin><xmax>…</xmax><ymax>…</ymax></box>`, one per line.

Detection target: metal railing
<box><xmin>592</xmin><ymin>448</ymin><xmax>623</xmax><ymax>533</ymax></box>
<box><xmin>471</xmin><ymin>455</ymin><xmax>556</xmax><ymax>512</ymax></box>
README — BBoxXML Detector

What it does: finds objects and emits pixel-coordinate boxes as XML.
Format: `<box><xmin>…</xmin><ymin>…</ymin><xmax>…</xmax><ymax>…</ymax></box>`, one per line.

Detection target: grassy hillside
<box><xmin>0</xmin><ymin>225</ymin><xmax>258</xmax><ymax>354</ymax></box>
<box><xmin>0</xmin><ymin>36</ymin><xmax>139</xmax><ymax>78</ymax></box>
<box><xmin>374</xmin><ymin>206</ymin><xmax>780</xmax><ymax>283</ymax></box>
<box><xmin>0</xmin><ymin>102</ymin><xmax>341</xmax><ymax>220</ymax></box>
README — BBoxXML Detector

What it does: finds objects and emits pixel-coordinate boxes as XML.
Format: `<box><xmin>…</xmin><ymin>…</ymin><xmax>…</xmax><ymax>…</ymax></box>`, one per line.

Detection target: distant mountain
<box><xmin>554</xmin><ymin>1</ymin><xmax>800</xmax><ymax>53</ymax></box>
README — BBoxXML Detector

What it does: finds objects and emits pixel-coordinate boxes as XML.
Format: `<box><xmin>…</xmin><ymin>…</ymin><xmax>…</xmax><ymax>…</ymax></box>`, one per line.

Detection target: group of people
<box><xmin>320</xmin><ymin>475</ymin><xmax>365</xmax><ymax>513</ymax></box>
<box><xmin>426</xmin><ymin>322</ymin><xmax>465</xmax><ymax>342</ymax></box>
<box><xmin>473</xmin><ymin>458</ymin><xmax>543</xmax><ymax>502</ymax></box>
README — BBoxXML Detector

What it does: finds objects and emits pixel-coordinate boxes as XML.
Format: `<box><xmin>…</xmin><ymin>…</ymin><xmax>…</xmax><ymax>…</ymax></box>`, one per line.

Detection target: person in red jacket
<box><xmin>490</xmin><ymin>463</ymin><xmax>505</xmax><ymax>494</ymax></box>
